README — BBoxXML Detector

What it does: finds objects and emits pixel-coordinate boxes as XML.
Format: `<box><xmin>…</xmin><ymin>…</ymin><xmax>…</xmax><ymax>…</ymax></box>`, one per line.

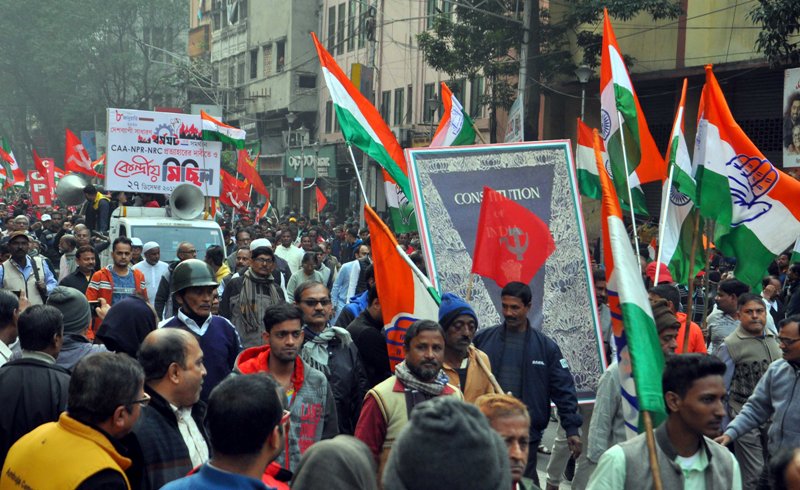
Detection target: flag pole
<box><xmin>642</xmin><ymin>410</ymin><xmax>664</xmax><ymax>490</ymax></box>
<box><xmin>465</xmin><ymin>273</ymin><xmax>474</xmax><ymax>302</ymax></box>
<box><xmin>681</xmin><ymin>211</ymin><xmax>702</xmax><ymax>353</ymax></box>
<box><xmin>653</xmin><ymin>164</ymin><xmax>675</xmax><ymax>285</ymax></box>
<box><xmin>471</xmin><ymin>120</ymin><xmax>487</xmax><ymax>144</ymax></box>
<box><xmin>616</xmin><ymin>112</ymin><xmax>643</xmax><ymax>272</ymax></box>
<box><xmin>347</xmin><ymin>143</ymin><xmax>369</xmax><ymax>205</ymax></box>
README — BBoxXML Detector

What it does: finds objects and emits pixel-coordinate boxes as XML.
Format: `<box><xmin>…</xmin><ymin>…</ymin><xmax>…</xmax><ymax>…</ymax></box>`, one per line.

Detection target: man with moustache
<box><xmin>134</xmin><ymin>329</ymin><xmax>209</xmax><ymax>489</ymax></box>
<box><xmin>477</xmin><ymin>394</ymin><xmax>536</xmax><ymax>490</ymax></box>
<box><xmin>160</xmin><ymin>259</ymin><xmax>241</xmax><ymax>401</ymax></box>
<box><xmin>588</xmin><ymin>355</ymin><xmax>741</xmax><ymax>489</ymax></box>
<box><xmin>473</xmin><ymin>281</ymin><xmax>582</xmax><ymax>485</ymax></box>
<box><xmin>355</xmin><ymin>320</ymin><xmax>463</xmax><ymax>477</ymax></box>
<box><xmin>715</xmin><ymin>293</ymin><xmax>781</xmax><ymax>489</ymax></box>
<box><xmin>133</xmin><ymin>242</ymin><xmax>169</xmax><ymax>307</ymax></box>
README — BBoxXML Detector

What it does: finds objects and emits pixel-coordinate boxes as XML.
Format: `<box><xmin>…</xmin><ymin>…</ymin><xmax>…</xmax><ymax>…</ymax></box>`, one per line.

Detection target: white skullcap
<box><xmin>250</xmin><ymin>238</ymin><xmax>272</xmax><ymax>250</ymax></box>
<box><xmin>142</xmin><ymin>241</ymin><xmax>159</xmax><ymax>254</ymax></box>
<box><xmin>131</xmin><ymin>237</ymin><xmax>144</xmax><ymax>248</ymax></box>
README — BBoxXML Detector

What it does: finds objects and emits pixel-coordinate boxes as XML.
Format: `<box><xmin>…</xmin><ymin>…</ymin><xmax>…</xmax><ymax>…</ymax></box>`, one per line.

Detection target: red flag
<box><xmin>0</xmin><ymin>147</ymin><xmax>12</xmax><ymax>165</ymax></box>
<box><xmin>315</xmin><ymin>186</ymin><xmax>328</xmax><ymax>213</ymax></box>
<box><xmin>32</xmin><ymin>150</ymin><xmax>56</xmax><ymax>198</ymax></box>
<box><xmin>237</xmin><ymin>150</ymin><xmax>269</xmax><ymax>197</ymax></box>
<box><xmin>471</xmin><ymin>186</ymin><xmax>556</xmax><ymax>287</ymax></box>
<box><xmin>65</xmin><ymin>129</ymin><xmax>102</xmax><ymax>178</ymax></box>
<box><xmin>220</xmin><ymin>169</ymin><xmax>250</xmax><ymax>211</ymax></box>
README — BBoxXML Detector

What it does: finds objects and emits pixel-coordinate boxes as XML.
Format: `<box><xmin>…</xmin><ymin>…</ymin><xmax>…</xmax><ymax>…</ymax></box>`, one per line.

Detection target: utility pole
<box><xmin>518</xmin><ymin>0</ymin><xmax>540</xmax><ymax>141</ymax></box>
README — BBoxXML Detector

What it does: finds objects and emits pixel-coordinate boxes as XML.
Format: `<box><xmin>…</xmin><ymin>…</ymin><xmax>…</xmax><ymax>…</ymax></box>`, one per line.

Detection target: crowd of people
<box><xmin>1</xmin><ymin>186</ymin><xmax>800</xmax><ymax>489</ymax></box>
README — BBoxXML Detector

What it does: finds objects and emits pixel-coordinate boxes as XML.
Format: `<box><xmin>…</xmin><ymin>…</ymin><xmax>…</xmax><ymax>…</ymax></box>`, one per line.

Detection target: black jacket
<box><xmin>154</xmin><ymin>261</ymin><xmax>180</xmax><ymax>321</ymax></box>
<box><xmin>474</xmin><ymin>323</ymin><xmax>582</xmax><ymax>441</ymax></box>
<box><xmin>346</xmin><ymin>309</ymin><xmax>391</xmax><ymax>388</ymax></box>
<box><xmin>133</xmin><ymin>387</ymin><xmax>209</xmax><ymax>490</ymax></box>
<box><xmin>59</xmin><ymin>268</ymin><xmax>91</xmax><ymax>294</ymax></box>
<box><xmin>0</xmin><ymin>357</ymin><xmax>70</xmax><ymax>467</ymax></box>
<box><xmin>302</xmin><ymin>326</ymin><xmax>369</xmax><ymax>435</ymax></box>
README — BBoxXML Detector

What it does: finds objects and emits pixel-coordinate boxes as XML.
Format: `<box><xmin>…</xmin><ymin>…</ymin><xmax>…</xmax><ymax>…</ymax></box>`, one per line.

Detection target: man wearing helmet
<box><xmin>160</xmin><ymin>259</ymin><xmax>242</xmax><ymax>401</ymax></box>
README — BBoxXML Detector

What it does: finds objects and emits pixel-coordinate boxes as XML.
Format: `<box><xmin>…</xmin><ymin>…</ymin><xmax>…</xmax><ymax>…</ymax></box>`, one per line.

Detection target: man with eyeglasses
<box><xmin>2</xmin><ymin>352</ymin><xmax>146</xmax><ymax>489</ymax></box>
<box><xmin>155</xmin><ymin>242</ymin><xmax>197</xmax><ymax>321</ymax></box>
<box><xmin>133</xmin><ymin>329</ymin><xmax>209</xmax><ymax>489</ymax></box>
<box><xmin>717</xmin><ymin>314</ymin><xmax>800</xmax><ymax>486</ymax></box>
<box><xmin>295</xmin><ymin>281</ymin><xmax>368</xmax><ymax>435</ymax></box>
<box><xmin>235</xmin><ymin>303</ymin><xmax>338</xmax><ymax>472</ymax></box>
<box><xmin>220</xmin><ymin>246</ymin><xmax>286</xmax><ymax>349</ymax></box>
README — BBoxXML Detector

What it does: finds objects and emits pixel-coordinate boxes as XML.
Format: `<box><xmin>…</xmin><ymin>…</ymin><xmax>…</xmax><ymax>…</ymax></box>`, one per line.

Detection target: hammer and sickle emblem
<box><xmin>500</xmin><ymin>226</ymin><xmax>528</xmax><ymax>261</ymax></box>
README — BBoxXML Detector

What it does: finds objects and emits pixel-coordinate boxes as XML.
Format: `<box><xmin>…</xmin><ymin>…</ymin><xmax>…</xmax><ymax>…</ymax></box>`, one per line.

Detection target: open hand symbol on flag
<box><xmin>727</xmin><ymin>154</ymin><xmax>778</xmax><ymax>226</ymax></box>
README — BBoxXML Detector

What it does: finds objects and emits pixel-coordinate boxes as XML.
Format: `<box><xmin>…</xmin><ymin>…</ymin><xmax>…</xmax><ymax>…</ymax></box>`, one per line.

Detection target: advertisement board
<box><xmin>106</xmin><ymin>108</ymin><xmax>222</xmax><ymax>196</ymax></box>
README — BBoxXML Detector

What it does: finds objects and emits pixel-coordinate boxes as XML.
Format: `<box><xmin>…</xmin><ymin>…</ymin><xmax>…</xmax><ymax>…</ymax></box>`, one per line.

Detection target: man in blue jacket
<box><xmin>474</xmin><ymin>281</ymin><xmax>582</xmax><ymax>485</ymax></box>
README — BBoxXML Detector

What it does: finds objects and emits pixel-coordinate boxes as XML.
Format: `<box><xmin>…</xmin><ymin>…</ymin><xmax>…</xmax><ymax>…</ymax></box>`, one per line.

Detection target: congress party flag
<box><xmin>1</xmin><ymin>138</ymin><xmax>24</xmax><ymax>187</ymax></box>
<box><xmin>431</xmin><ymin>82</ymin><xmax>476</xmax><ymax>147</ymax></box>
<box><xmin>201</xmin><ymin>111</ymin><xmax>246</xmax><ymax>149</ymax></box>
<box><xmin>575</xmin><ymin>118</ymin><xmax>605</xmax><ymax>200</ymax></box>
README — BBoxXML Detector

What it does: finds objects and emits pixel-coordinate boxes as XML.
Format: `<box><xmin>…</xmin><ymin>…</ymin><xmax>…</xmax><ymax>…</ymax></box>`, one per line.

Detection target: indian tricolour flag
<box><xmin>312</xmin><ymin>32</ymin><xmax>416</xmax><ymax>233</ymax></box>
<box><xmin>658</xmin><ymin>79</ymin><xmax>704</xmax><ymax>285</ymax></box>
<box><xmin>792</xmin><ymin>237</ymin><xmax>800</xmax><ymax>264</ymax></box>
<box><xmin>365</xmin><ymin>204</ymin><xmax>439</xmax><ymax>370</ymax></box>
<box><xmin>431</xmin><ymin>82</ymin><xmax>476</xmax><ymax>147</ymax></box>
<box><xmin>593</xmin><ymin>129</ymin><xmax>666</xmax><ymax>436</ymax></box>
<box><xmin>600</xmin><ymin>9</ymin><xmax>665</xmax><ymax>215</ymax></box>
<box><xmin>575</xmin><ymin>118</ymin><xmax>605</xmax><ymax>200</ymax></box>
<box><xmin>200</xmin><ymin>111</ymin><xmax>246</xmax><ymax>149</ymax></box>
<box><xmin>694</xmin><ymin>65</ymin><xmax>800</xmax><ymax>288</ymax></box>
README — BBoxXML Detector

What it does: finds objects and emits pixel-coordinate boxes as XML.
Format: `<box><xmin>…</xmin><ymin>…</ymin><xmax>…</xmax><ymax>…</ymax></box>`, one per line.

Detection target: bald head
<box><xmin>138</xmin><ymin>329</ymin><xmax>196</xmax><ymax>381</ymax></box>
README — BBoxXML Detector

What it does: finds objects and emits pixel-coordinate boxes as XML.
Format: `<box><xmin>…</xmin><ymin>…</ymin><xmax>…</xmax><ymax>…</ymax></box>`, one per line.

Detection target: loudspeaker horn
<box><xmin>169</xmin><ymin>183</ymin><xmax>205</xmax><ymax>220</ymax></box>
<box><xmin>55</xmin><ymin>174</ymin><xmax>89</xmax><ymax>206</ymax></box>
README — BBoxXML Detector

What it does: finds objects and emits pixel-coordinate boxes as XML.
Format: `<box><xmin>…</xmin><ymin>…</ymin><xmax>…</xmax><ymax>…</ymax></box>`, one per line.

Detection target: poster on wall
<box><xmin>106</xmin><ymin>108</ymin><xmax>222</xmax><ymax>196</ymax></box>
<box><xmin>783</xmin><ymin>68</ymin><xmax>800</xmax><ymax>169</ymax></box>
<box><xmin>406</xmin><ymin>141</ymin><xmax>603</xmax><ymax>400</ymax></box>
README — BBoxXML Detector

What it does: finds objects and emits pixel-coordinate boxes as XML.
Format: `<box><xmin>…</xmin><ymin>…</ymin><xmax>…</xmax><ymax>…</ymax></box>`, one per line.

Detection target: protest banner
<box><xmin>106</xmin><ymin>108</ymin><xmax>222</xmax><ymax>196</ymax></box>
<box><xmin>783</xmin><ymin>67</ymin><xmax>800</xmax><ymax>169</ymax></box>
<box><xmin>28</xmin><ymin>171</ymin><xmax>52</xmax><ymax>206</ymax></box>
<box><xmin>406</xmin><ymin>141</ymin><xmax>602</xmax><ymax>399</ymax></box>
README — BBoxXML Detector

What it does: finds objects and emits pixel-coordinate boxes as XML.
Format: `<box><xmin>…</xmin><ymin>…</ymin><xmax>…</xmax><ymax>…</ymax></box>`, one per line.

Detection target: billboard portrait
<box><xmin>406</xmin><ymin>141</ymin><xmax>603</xmax><ymax>400</ymax></box>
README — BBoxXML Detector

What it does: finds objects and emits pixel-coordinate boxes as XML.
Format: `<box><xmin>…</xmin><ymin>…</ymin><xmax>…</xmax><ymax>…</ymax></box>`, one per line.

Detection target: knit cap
<box><xmin>650</xmin><ymin>298</ymin><xmax>679</xmax><ymax>333</ymax></box>
<box><xmin>382</xmin><ymin>396</ymin><xmax>511</xmax><ymax>490</ymax></box>
<box><xmin>438</xmin><ymin>293</ymin><xmax>478</xmax><ymax>330</ymax></box>
<box><xmin>46</xmin><ymin>286</ymin><xmax>91</xmax><ymax>335</ymax></box>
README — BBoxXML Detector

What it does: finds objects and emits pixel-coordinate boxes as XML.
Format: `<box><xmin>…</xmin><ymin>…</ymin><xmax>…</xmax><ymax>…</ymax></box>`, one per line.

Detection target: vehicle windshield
<box><xmin>129</xmin><ymin>225</ymin><xmax>223</xmax><ymax>262</ymax></box>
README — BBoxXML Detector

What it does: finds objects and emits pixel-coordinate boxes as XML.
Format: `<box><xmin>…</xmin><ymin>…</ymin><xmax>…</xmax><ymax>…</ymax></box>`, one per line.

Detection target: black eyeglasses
<box><xmin>778</xmin><ymin>337</ymin><xmax>800</xmax><ymax>346</ymax></box>
<box><xmin>253</xmin><ymin>257</ymin><xmax>274</xmax><ymax>264</ymax></box>
<box><xmin>129</xmin><ymin>392</ymin><xmax>151</xmax><ymax>407</ymax></box>
<box><xmin>301</xmin><ymin>298</ymin><xmax>331</xmax><ymax>307</ymax></box>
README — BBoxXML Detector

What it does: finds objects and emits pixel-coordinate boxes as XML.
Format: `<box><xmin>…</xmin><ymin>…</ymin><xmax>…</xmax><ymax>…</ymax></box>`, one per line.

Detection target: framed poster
<box><xmin>406</xmin><ymin>141</ymin><xmax>603</xmax><ymax>400</ymax></box>
<box><xmin>783</xmin><ymin>68</ymin><xmax>800</xmax><ymax>168</ymax></box>
<box><xmin>106</xmin><ymin>108</ymin><xmax>222</xmax><ymax>196</ymax></box>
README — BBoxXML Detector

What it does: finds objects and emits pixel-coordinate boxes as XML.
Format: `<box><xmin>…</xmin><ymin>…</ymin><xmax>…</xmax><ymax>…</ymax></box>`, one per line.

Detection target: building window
<box><xmin>358</xmin><ymin>3</ymin><xmax>366</xmax><ymax>49</ymax></box>
<box><xmin>325</xmin><ymin>100</ymin><xmax>333</xmax><ymax>133</ymax></box>
<box><xmin>380</xmin><ymin>90</ymin><xmax>391</xmax><ymax>123</ymax></box>
<box><xmin>423</xmin><ymin>83</ymin><xmax>436</xmax><ymax>123</ymax></box>
<box><xmin>469</xmin><ymin>77</ymin><xmax>484</xmax><ymax>118</ymax></box>
<box><xmin>337</xmin><ymin>3</ymin><xmax>346</xmax><ymax>55</ymax></box>
<box><xmin>276</xmin><ymin>40</ymin><xmax>285</xmax><ymax>72</ymax></box>
<box><xmin>212</xmin><ymin>66</ymin><xmax>219</xmax><ymax>86</ymax></box>
<box><xmin>394</xmin><ymin>88</ymin><xmax>404</xmax><ymax>126</ymax></box>
<box><xmin>249</xmin><ymin>49</ymin><xmax>258</xmax><ymax>80</ymax></box>
<box><xmin>347</xmin><ymin>1</ymin><xmax>356</xmax><ymax>52</ymax></box>
<box><xmin>328</xmin><ymin>6</ymin><xmax>336</xmax><ymax>50</ymax></box>
<box><xmin>298</xmin><ymin>74</ymin><xmax>316</xmax><ymax>89</ymax></box>
<box><xmin>263</xmin><ymin>45</ymin><xmax>272</xmax><ymax>77</ymax></box>
<box><xmin>426</xmin><ymin>0</ymin><xmax>437</xmax><ymax>29</ymax></box>
<box><xmin>237</xmin><ymin>56</ymin><xmax>245</xmax><ymax>86</ymax></box>
<box><xmin>407</xmin><ymin>85</ymin><xmax>413</xmax><ymax>124</ymax></box>
<box><xmin>228</xmin><ymin>63</ymin><xmax>235</xmax><ymax>87</ymax></box>
<box><xmin>239</xmin><ymin>0</ymin><xmax>248</xmax><ymax>19</ymax></box>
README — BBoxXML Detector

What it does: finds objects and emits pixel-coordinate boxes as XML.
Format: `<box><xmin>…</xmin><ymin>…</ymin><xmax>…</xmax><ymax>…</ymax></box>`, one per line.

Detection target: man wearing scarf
<box><xmin>354</xmin><ymin>319</ymin><xmax>463</xmax><ymax>479</ymax></box>
<box><xmin>295</xmin><ymin>281</ymin><xmax>368</xmax><ymax>435</ymax></box>
<box><xmin>82</xmin><ymin>184</ymin><xmax>111</xmax><ymax>233</ymax></box>
<box><xmin>220</xmin><ymin>246</ymin><xmax>285</xmax><ymax>349</ymax></box>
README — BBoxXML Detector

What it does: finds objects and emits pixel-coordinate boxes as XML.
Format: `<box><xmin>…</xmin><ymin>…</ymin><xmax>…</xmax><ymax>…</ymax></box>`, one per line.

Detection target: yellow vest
<box><xmin>369</xmin><ymin>376</ymin><xmax>463</xmax><ymax>478</ymax></box>
<box><xmin>1</xmin><ymin>413</ymin><xmax>132</xmax><ymax>490</ymax></box>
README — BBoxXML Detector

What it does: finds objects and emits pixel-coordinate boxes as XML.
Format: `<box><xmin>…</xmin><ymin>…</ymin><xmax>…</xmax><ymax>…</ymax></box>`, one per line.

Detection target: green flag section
<box><xmin>658</xmin><ymin>79</ymin><xmax>704</xmax><ymax>286</ymax></box>
<box><xmin>431</xmin><ymin>82</ymin><xmax>476</xmax><ymax>147</ymax></box>
<box><xmin>600</xmin><ymin>10</ymin><xmax>666</xmax><ymax>217</ymax></box>
<box><xmin>575</xmin><ymin>118</ymin><xmax>604</xmax><ymax>200</ymax></box>
<box><xmin>694</xmin><ymin>65</ymin><xmax>800</xmax><ymax>288</ymax></box>
<box><xmin>312</xmin><ymin>32</ymin><xmax>417</xmax><ymax>233</ymax></box>
<box><xmin>792</xmin><ymin>237</ymin><xmax>800</xmax><ymax>264</ymax></box>
<box><xmin>594</xmin><ymin>129</ymin><xmax>666</xmax><ymax>436</ymax></box>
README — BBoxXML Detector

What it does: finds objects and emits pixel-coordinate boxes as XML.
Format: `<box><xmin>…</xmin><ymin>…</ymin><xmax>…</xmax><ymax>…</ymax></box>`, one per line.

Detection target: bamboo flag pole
<box><xmin>471</xmin><ymin>120</ymin><xmax>488</xmax><ymax>144</ymax></box>
<box><xmin>465</xmin><ymin>273</ymin><xmax>475</xmax><ymax>302</ymax></box>
<box><xmin>642</xmin><ymin>411</ymin><xmax>664</xmax><ymax>490</ymax></box>
<box><xmin>616</xmin><ymin>112</ymin><xmax>643</xmax><ymax>273</ymax></box>
<box><xmin>681</xmin><ymin>211</ymin><xmax>702</xmax><ymax>353</ymax></box>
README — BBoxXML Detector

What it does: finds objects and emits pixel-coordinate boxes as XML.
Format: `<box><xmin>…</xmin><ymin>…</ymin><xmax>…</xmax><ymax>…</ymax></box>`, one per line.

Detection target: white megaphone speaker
<box><xmin>55</xmin><ymin>174</ymin><xmax>89</xmax><ymax>206</ymax></box>
<box><xmin>169</xmin><ymin>183</ymin><xmax>205</xmax><ymax>220</ymax></box>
